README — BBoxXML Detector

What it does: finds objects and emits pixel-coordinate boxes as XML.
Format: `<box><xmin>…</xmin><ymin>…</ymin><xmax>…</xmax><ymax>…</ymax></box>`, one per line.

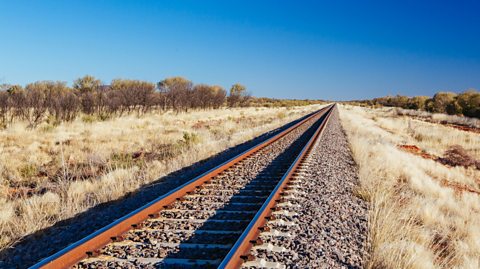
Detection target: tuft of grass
<box><xmin>81</xmin><ymin>115</ymin><xmax>96</xmax><ymax>123</ymax></box>
<box><xmin>46</xmin><ymin>115</ymin><xmax>61</xmax><ymax>127</ymax></box>
<box><xmin>39</xmin><ymin>123</ymin><xmax>55</xmax><ymax>133</ymax></box>
<box><xmin>19</xmin><ymin>164</ymin><xmax>38</xmax><ymax>178</ymax></box>
<box><xmin>181</xmin><ymin>132</ymin><xmax>201</xmax><ymax>146</ymax></box>
<box><xmin>276</xmin><ymin>111</ymin><xmax>287</xmax><ymax>119</ymax></box>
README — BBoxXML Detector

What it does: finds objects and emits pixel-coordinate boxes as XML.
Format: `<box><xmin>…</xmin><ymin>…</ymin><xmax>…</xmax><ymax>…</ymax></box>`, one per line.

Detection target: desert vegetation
<box><xmin>347</xmin><ymin>89</ymin><xmax>480</xmax><ymax>119</ymax></box>
<box><xmin>339</xmin><ymin>105</ymin><xmax>480</xmax><ymax>268</ymax></box>
<box><xmin>0</xmin><ymin>75</ymin><xmax>325</xmax><ymax>131</ymax></box>
<box><xmin>0</xmin><ymin>76</ymin><xmax>252</xmax><ymax>129</ymax></box>
<box><xmin>392</xmin><ymin>107</ymin><xmax>480</xmax><ymax>131</ymax></box>
<box><xmin>249</xmin><ymin>97</ymin><xmax>325</xmax><ymax>108</ymax></box>
<box><xmin>0</xmin><ymin>104</ymin><xmax>323</xmax><ymax>251</ymax></box>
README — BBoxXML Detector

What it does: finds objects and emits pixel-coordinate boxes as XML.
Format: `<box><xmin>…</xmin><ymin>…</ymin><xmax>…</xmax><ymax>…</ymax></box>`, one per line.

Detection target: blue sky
<box><xmin>0</xmin><ymin>1</ymin><xmax>479</xmax><ymax>100</ymax></box>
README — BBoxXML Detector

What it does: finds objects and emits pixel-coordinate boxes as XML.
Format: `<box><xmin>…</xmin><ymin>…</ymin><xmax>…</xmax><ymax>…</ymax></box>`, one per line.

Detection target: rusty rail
<box><xmin>30</xmin><ymin>105</ymin><xmax>333</xmax><ymax>269</ymax></box>
<box><xmin>218</xmin><ymin>104</ymin><xmax>335</xmax><ymax>268</ymax></box>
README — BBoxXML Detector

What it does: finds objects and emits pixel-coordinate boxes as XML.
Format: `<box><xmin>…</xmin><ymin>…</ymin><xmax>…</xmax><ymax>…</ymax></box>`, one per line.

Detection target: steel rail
<box><xmin>218</xmin><ymin>104</ymin><xmax>335</xmax><ymax>269</ymax></box>
<box><xmin>30</xmin><ymin>105</ymin><xmax>333</xmax><ymax>269</ymax></box>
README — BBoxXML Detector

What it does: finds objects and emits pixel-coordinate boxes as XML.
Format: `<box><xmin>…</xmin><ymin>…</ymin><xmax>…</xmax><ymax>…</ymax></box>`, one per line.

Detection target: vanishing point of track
<box><xmin>31</xmin><ymin>104</ymin><xmax>335</xmax><ymax>269</ymax></box>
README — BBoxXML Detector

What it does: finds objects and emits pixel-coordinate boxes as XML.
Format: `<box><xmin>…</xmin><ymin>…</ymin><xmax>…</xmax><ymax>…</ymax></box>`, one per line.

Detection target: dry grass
<box><xmin>393</xmin><ymin>107</ymin><xmax>480</xmax><ymax>129</ymax></box>
<box><xmin>0</xmin><ymin>105</ymin><xmax>323</xmax><ymax>251</ymax></box>
<box><xmin>339</xmin><ymin>105</ymin><xmax>480</xmax><ymax>269</ymax></box>
<box><xmin>368</xmin><ymin>107</ymin><xmax>480</xmax><ymax>159</ymax></box>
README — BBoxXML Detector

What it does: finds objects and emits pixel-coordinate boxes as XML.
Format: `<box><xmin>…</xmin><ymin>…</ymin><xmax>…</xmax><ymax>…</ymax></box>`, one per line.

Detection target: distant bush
<box><xmin>345</xmin><ymin>89</ymin><xmax>480</xmax><ymax>119</ymax></box>
<box><xmin>227</xmin><ymin>83</ymin><xmax>251</xmax><ymax>107</ymax></box>
<box><xmin>0</xmin><ymin>75</ymin><xmax>325</xmax><ymax>129</ymax></box>
<box><xmin>249</xmin><ymin>97</ymin><xmax>325</xmax><ymax>108</ymax></box>
<box><xmin>158</xmin><ymin>77</ymin><xmax>228</xmax><ymax>112</ymax></box>
<box><xmin>0</xmin><ymin>76</ymin><xmax>237</xmax><ymax>128</ymax></box>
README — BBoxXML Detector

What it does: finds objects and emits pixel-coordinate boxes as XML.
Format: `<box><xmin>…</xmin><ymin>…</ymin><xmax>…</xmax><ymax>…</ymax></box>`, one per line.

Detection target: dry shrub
<box><xmin>131</xmin><ymin>144</ymin><xmax>180</xmax><ymax>162</ymax></box>
<box><xmin>438</xmin><ymin>145</ymin><xmax>479</xmax><ymax>169</ymax></box>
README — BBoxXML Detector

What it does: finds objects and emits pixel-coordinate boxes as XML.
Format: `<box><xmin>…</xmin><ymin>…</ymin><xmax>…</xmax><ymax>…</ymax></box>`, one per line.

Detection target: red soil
<box><xmin>439</xmin><ymin>121</ymin><xmax>480</xmax><ymax>134</ymax></box>
<box><xmin>397</xmin><ymin>144</ymin><xmax>480</xmax><ymax>196</ymax></box>
<box><xmin>397</xmin><ymin>144</ymin><xmax>436</xmax><ymax>160</ymax></box>
<box><xmin>440</xmin><ymin>179</ymin><xmax>480</xmax><ymax>196</ymax></box>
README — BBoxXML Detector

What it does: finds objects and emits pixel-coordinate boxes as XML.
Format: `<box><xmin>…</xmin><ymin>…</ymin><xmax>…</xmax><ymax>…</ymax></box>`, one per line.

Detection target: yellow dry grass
<box><xmin>339</xmin><ymin>105</ymin><xmax>480</xmax><ymax>269</ymax></box>
<box><xmin>374</xmin><ymin>107</ymin><xmax>480</xmax><ymax>158</ymax></box>
<box><xmin>393</xmin><ymin>107</ymin><xmax>480</xmax><ymax>129</ymax></box>
<box><xmin>0</xmin><ymin>105</ymin><xmax>322</xmax><ymax>250</ymax></box>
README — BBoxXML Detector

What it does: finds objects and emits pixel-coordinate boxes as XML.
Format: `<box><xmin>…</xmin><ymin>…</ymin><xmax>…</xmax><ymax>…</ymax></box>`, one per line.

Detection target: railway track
<box><xmin>31</xmin><ymin>104</ymin><xmax>335</xmax><ymax>269</ymax></box>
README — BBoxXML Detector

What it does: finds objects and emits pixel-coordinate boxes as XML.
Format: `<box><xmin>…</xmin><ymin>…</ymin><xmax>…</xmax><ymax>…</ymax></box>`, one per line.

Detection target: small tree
<box><xmin>211</xmin><ymin>85</ymin><xmax>226</xmax><ymax>108</ymax></box>
<box><xmin>390</xmin><ymin>95</ymin><xmax>409</xmax><ymax>108</ymax></box>
<box><xmin>73</xmin><ymin>75</ymin><xmax>102</xmax><ymax>114</ymax></box>
<box><xmin>457</xmin><ymin>90</ymin><xmax>480</xmax><ymax>118</ymax></box>
<box><xmin>73</xmin><ymin>75</ymin><xmax>101</xmax><ymax>94</ymax></box>
<box><xmin>24</xmin><ymin>81</ymin><xmax>50</xmax><ymax>128</ymax></box>
<box><xmin>407</xmin><ymin>96</ymin><xmax>429</xmax><ymax>110</ymax></box>
<box><xmin>8</xmin><ymin>85</ymin><xmax>27</xmax><ymax>122</ymax></box>
<box><xmin>228</xmin><ymin>83</ymin><xmax>250</xmax><ymax>107</ymax></box>
<box><xmin>192</xmin><ymin>84</ymin><xmax>212</xmax><ymax>109</ymax></box>
<box><xmin>110</xmin><ymin>79</ymin><xmax>155</xmax><ymax>114</ymax></box>
<box><xmin>429</xmin><ymin>92</ymin><xmax>457</xmax><ymax>113</ymax></box>
<box><xmin>158</xmin><ymin>77</ymin><xmax>193</xmax><ymax>112</ymax></box>
<box><xmin>132</xmin><ymin>80</ymin><xmax>156</xmax><ymax>113</ymax></box>
<box><xmin>446</xmin><ymin>100</ymin><xmax>463</xmax><ymax>115</ymax></box>
<box><xmin>0</xmin><ymin>85</ymin><xmax>24</xmax><ymax>126</ymax></box>
<box><xmin>0</xmin><ymin>89</ymin><xmax>8</xmax><ymax>127</ymax></box>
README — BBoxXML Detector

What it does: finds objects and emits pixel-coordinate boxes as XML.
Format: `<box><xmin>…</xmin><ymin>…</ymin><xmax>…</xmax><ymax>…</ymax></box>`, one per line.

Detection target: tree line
<box><xmin>352</xmin><ymin>89</ymin><xmax>480</xmax><ymax>119</ymax></box>
<box><xmin>250</xmin><ymin>98</ymin><xmax>325</xmax><ymax>108</ymax></box>
<box><xmin>0</xmin><ymin>76</ymin><xmax>251</xmax><ymax>128</ymax></box>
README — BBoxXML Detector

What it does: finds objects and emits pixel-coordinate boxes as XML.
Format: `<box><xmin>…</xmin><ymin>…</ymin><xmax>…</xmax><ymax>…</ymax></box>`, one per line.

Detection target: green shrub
<box><xmin>182</xmin><ymin>132</ymin><xmax>201</xmax><ymax>146</ymax></box>
<box><xmin>19</xmin><ymin>164</ymin><xmax>38</xmax><ymax>178</ymax></box>
<box><xmin>354</xmin><ymin>89</ymin><xmax>479</xmax><ymax>119</ymax></box>
<box><xmin>110</xmin><ymin>152</ymin><xmax>136</xmax><ymax>168</ymax></box>
<box><xmin>81</xmin><ymin>115</ymin><xmax>96</xmax><ymax>123</ymax></box>
<box><xmin>39</xmin><ymin>124</ymin><xmax>55</xmax><ymax>133</ymax></box>
<box><xmin>46</xmin><ymin>114</ymin><xmax>61</xmax><ymax>127</ymax></box>
<box><xmin>98</xmin><ymin>113</ymin><xmax>111</xmax><ymax>121</ymax></box>
<box><xmin>276</xmin><ymin>111</ymin><xmax>286</xmax><ymax>119</ymax></box>
<box><xmin>446</xmin><ymin>101</ymin><xmax>463</xmax><ymax>115</ymax></box>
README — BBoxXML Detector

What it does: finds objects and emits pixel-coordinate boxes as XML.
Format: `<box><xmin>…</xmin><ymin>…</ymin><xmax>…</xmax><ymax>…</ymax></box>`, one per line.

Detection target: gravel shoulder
<box><xmin>249</xmin><ymin>108</ymin><xmax>369</xmax><ymax>268</ymax></box>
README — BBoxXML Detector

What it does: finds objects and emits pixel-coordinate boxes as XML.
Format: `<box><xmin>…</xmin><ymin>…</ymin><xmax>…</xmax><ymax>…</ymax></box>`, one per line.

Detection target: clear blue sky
<box><xmin>1</xmin><ymin>1</ymin><xmax>479</xmax><ymax>100</ymax></box>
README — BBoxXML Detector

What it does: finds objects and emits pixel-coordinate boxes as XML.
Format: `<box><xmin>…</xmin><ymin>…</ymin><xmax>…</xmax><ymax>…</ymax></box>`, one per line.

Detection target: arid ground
<box><xmin>340</xmin><ymin>105</ymin><xmax>480</xmax><ymax>268</ymax></box>
<box><xmin>0</xmin><ymin>105</ymin><xmax>322</xmax><ymax>252</ymax></box>
<box><xmin>1</xmin><ymin>104</ymin><xmax>480</xmax><ymax>268</ymax></box>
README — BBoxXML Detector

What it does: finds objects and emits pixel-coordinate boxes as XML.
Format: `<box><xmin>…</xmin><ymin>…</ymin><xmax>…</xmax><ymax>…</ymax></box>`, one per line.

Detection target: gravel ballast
<box><xmin>2</xmin><ymin>107</ymin><xmax>370</xmax><ymax>268</ymax></box>
<box><xmin>248</xmin><ymin>108</ymin><xmax>369</xmax><ymax>268</ymax></box>
<box><xmin>72</xmin><ymin>110</ymin><xmax>326</xmax><ymax>268</ymax></box>
<box><xmin>0</xmin><ymin>111</ymin><xmax>317</xmax><ymax>269</ymax></box>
